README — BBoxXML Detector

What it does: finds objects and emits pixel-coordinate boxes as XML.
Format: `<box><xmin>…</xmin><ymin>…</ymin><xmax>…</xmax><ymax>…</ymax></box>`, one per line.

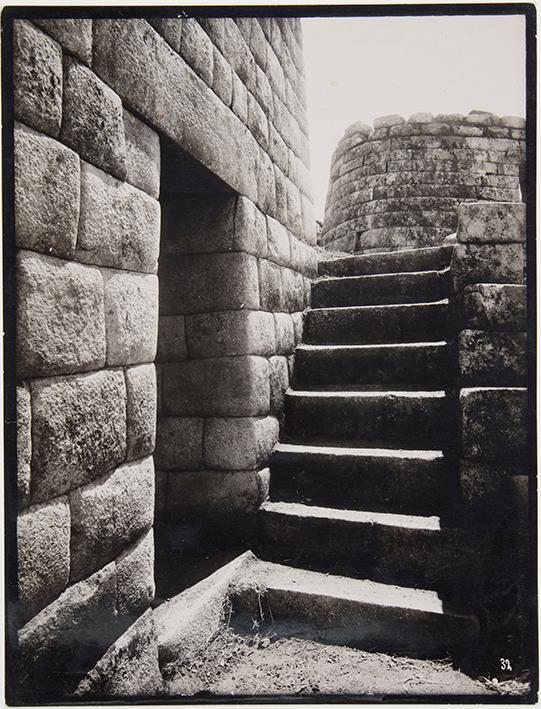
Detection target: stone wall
<box><xmin>11</xmin><ymin>15</ymin><xmax>316</xmax><ymax>700</ymax></box>
<box><xmin>321</xmin><ymin>112</ymin><xmax>525</xmax><ymax>253</ymax></box>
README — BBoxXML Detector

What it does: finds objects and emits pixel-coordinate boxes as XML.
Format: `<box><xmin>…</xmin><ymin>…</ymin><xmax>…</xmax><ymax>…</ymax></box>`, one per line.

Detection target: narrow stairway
<box><xmin>256</xmin><ymin>244</ymin><xmax>480</xmax><ymax>659</ymax></box>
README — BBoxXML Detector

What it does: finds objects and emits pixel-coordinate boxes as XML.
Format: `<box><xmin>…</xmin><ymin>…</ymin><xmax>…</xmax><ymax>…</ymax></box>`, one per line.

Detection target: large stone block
<box><xmin>61</xmin><ymin>58</ymin><xmax>126</xmax><ymax>180</ymax></box>
<box><xmin>157</xmin><ymin>315</ymin><xmax>188</xmax><ymax>362</ymax></box>
<box><xmin>17</xmin><ymin>497</ymin><xmax>70</xmax><ymax>621</ymax></box>
<box><xmin>159</xmin><ymin>253</ymin><xmax>259</xmax><ymax>315</ymax></box>
<box><xmin>147</xmin><ymin>18</ymin><xmax>182</xmax><ymax>52</ymax></box>
<box><xmin>125</xmin><ymin>364</ymin><xmax>157</xmax><ymax>461</ymax></box>
<box><xmin>15</xmin><ymin>124</ymin><xmax>80</xmax><ymax>259</ymax></box>
<box><xmin>103</xmin><ymin>270</ymin><xmax>158</xmax><ymax>366</ymax></box>
<box><xmin>69</xmin><ymin>457</ymin><xmax>154</xmax><ymax>583</ymax></box>
<box><xmin>450</xmin><ymin>242</ymin><xmax>524</xmax><ymax>293</ymax></box>
<box><xmin>155</xmin><ymin>417</ymin><xmax>203</xmax><ymax>470</ymax></box>
<box><xmin>181</xmin><ymin>19</ymin><xmax>213</xmax><ymax>86</ymax></box>
<box><xmin>282</xmin><ymin>267</ymin><xmax>305</xmax><ymax>312</ymax></box>
<box><xmin>234</xmin><ymin>196</ymin><xmax>267</xmax><ymax>258</ymax></box>
<box><xmin>115</xmin><ymin>529</ymin><xmax>155</xmax><ymax>616</ymax></box>
<box><xmin>462</xmin><ymin>284</ymin><xmax>527</xmax><ymax>331</ymax></box>
<box><xmin>459</xmin><ymin>329</ymin><xmax>527</xmax><ymax>387</ymax></box>
<box><xmin>267</xmin><ymin>216</ymin><xmax>291</xmax><ymax>266</ymax></box>
<box><xmin>460</xmin><ymin>460</ymin><xmax>521</xmax><ymax>524</ymax></box>
<box><xmin>185</xmin><ymin>310</ymin><xmax>275</xmax><ymax>358</ymax></box>
<box><xmin>269</xmin><ymin>355</ymin><xmax>289</xmax><ymax>417</ymax></box>
<box><xmin>123</xmin><ymin>109</ymin><xmax>160</xmax><ymax>199</ymax></box>
<box><xmin>204</xmin><ymin>416</ymin><xmax>279</xmax><ymax>470</ymax></box>
<box><xmin>78</xmin><ymin>162</ymin><xmax>160</xmax><ymax>274</ymax></box>
<box><xmin>33</xmin><ymin>19</ymin><xmax>92</xmax><ymax>64</ymax></box>
<box><xmin>457</xmin><ymin>201</ymin><xmax>526</xmax><ymax>244</ymax></box>
<box><xmin>461</xmin><ymin>387</ymin><xmax>528</xmax><ymax>464</ymax></box>
<box><xmin>163</xmin><ymin>356</ymin><xmax>270</xmax><ymax>417</ymax></box>
<box><xmin>31</xmin><ymin>369</ymin><xmax>127</xmax><ymax>502</ymax></box>
<box><xmin>274</xmin><ymin>312</ymin><xmax>295</xmax><ymax>354</ymax></box>
<box><xmin>17</xmin><ymin>251</ymin><xmax>105</xmax><ymax>378</ymax></box>
<box><xmin>212</xmin><ymin>47</ymin><xmax>233</xmax><ymax>106</ymax></box>
<box><xmin>14</xmin><ymin>21</ymin><xmax>62</xmax><ymax>137</ymax></box>
<box><xmin>258</xmin><ymin>258</ymin><xmax>284</xmax><ymax>311</ymax></box>
<box><xmin>17</xmin><ymin>383</ymin><xmax>31</xmax><ymax>509</ymax></box>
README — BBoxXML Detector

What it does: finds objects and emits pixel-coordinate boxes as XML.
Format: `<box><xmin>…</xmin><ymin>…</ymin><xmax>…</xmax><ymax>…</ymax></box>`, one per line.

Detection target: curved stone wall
<box><xmin>321</xmin><ymin>111</ymin><xmax>525</xmax><ymax>253</ymax></box>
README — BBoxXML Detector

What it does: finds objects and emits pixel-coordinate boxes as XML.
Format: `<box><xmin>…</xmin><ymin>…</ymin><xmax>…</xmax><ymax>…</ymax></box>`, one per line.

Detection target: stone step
<box><xmin>283</xmin><ymin>389</ymin><xmax>453</xmax><ymax>450</ymax></box>
<box><xmin>231</xmin><ymin>560</ymin><xmax>479</xmax><ymax>658</ymax></box>
<box><xmin>319</xmin><ymin>245</ymin><xmax>453</xmax><ymax>278</ymax></box>
<box><xmin>304</xmin><ymin>301</ymin><xmax>450</xmax><ymax>345</ymax></box>
<box><xmin>258</xmin><ymin>501</ymin><xmax>481</xmax><ymax>595</ymax></box>
<box><xmin>311</xmin><ymin>270</ymin><xmax>449</xmax><ymax>308</ymax></box>
<box><xmin>269</xmin><ymin>443</ymin><xmax>451</xmax><ymax>515</ymax></box>
<box><xmin>293</xmin><ymin>342</ymin><xmax>452</xmax><ymax>390</ymax></box>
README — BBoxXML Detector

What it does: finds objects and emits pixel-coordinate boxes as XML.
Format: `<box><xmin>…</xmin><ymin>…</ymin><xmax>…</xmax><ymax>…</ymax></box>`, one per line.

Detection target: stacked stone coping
<box><xmin>12</xmin><ymin>15</ymin><xmax>317</xmax><ymax>698</ymax></box>
<box><xmin>321</xmin><ymin>111</ymin><xmax>525</xmax><ymax>253</ymax></box>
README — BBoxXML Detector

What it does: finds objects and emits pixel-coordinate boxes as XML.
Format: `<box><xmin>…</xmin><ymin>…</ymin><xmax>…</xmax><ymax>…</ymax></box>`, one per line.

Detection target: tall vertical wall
<box><xmin>321</xmin><ymin>112</ymin><xmax>525</xmax><ymax>253</ymax></box>
<box><xmin>11</xmin><ymin>15</ymin><xmax>316</xmax><ymax>699</ymax></box>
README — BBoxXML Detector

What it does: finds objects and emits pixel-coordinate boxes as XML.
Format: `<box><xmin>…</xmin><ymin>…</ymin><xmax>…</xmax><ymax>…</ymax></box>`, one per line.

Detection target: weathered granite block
<box><xmin>258</xmin><ymin>258</ymin><xmax>284</xmax><ymax>311</ymax></box>
<box><xmin>159</xmin><ymin>253</ymin><xmax>259</xmax><ymax>315</ymax></box>
<box><xmin>69</xmin><ymin>457</ymin><xmax>154</xmax><ymax>583</ymax></box>
<box><xmin>125</xmin><ymin>364</ymin><xmax>157</xmax><ymax>461</ymax></box>
<box><xmin>274</xmin><ymin>312</ymin><xmax>295</xmax><ymax>354</ymax></box>
<box><xmin>247</xmin><ymin>90</ymin><xmax>269</xmax><ymax>149</ymax></box>
<box><xmin>203</xmin><ymin>416</ymin><xmax>279</xmax><ymax>470</ymax></box>
<box><xmin>234</xmin><ymin>196</ymin><xmax>267</xmax><ymax>258</ymax></box>
<box><xmin>17</xmin><ymin>383</ymin><xmax>31</xmax><ymax>509</ymax></box>
<box><xmin>123</xmin><ymin>109</ymin><xmax>160</xmax><ymax>199</ymax></box>
<box><xmin>269</xmin><ymin>355</ymin><xmax>289</xmax><ymax>416</ymax></box>
<box><xmin>267</xmin><ymin>216</ymin><xmax>290</xmax><ymax>266</ymax></box>
<box><xmin>460</xmin><ymin>460</ymin><xmax>523</xmax><ymax>523</ymax></box>
<box><xmin>212</xmin><ymin>47</ymin><xmax>233</xmax><ymax>106</ymax></box>
<box><xmin>17</xmin><ymin>251</ymin><xmax>105</xmax><ymax>378</ymax></box>
<box><xmin>163</xmin><ymin>356</ymin><xmax>270</xmax><ymax>417</ymax></box>
<box><xmin>185</xmin><ymin>310</ymin><xmax>275</xmax><ymax>358</ymax></box>
<box><xmin>17</xmin><ymin>497</ymin><xmax>70</xmax><ymax>620</ymax></box>
<box><xmin>103</xmin><ymin>270</ymin><xmax>158</xmax><ymax>366</ymax></box>
<box><xmin>15</xmin><ymin>124</ymin><xmax>80</xmax><ymax>259</ymax></box>
<box><xmin>181</xmin><ymin>19</ymin><xmax>213</xmax><ymax>86</ymax></box>
<box><xmin>461</xmin><ymin>386</ymin><xmax>528</xmax><ymax>464</ymax></box>
<box><xmin>457</xmin><ymin>201</ymin><xmax>525</xmax><ymax>243</ymax></box>
<box><xmin>147</xmin><ymin>18</ymin><xmax>182</xmax><ymax>53</ymax></box>
<box><xmin>462</xmin><ymin>284</ymin><xmax>527</xmax><ymax>331</ymax></box>
<box><xmin>459</xmin><ymin>329</ymin><xmax>527</xmax><ymax>387</ymax></box>
<box><xmin>154</xmin><ymin>468</ymin><xmax>168</xmax><ymax>519</ymax></box>
<box><xmin>450</xmin><ymin>242</ymin><xmax>524</xmax><ymax>293</ymax></box>
<box><xmin>14</xmin><ymin>21</ymin><xmax>62</xmax><ymax>137</ymax></box>
<box><xmin>291</xmin><ymin>311</ymin><xmax>304</xmax><ymax>345</ymax></box>
<box><xmin>157</xmin><ymin>316</ymin><xmax>187</xmax><ymax>362</ymax></box>
<box><xmin>155</xmin><ymin>417</ymin><xmax>203</xmax><ymax>470</ymax></box>
<box><xmin>78</xmin><ymin>162</ymin><xmax>160</xmax><ymax>274</ymax></box>
<box><xmin>31</xmin><ymin>369</ymin><xmax>127</xmax><ymax>502</ymax></box>
<box><xmin>282</xmin><ymin>267</ymin><xmax>305</xmax><ymax>312</ymax></box>
<box><xmin>61</xmin><ymin>58</ymin><xmax>126</xmax><ymax>180</ymax></box>
<box><xmin>115</xmin><ymin>529</ymin><xmax>155</xmax><ymax>615</ymax></box>
<box><xmin>33</xmin><ymin>19</ymin><xmax>93</xmax><ymax>64</ymax></box>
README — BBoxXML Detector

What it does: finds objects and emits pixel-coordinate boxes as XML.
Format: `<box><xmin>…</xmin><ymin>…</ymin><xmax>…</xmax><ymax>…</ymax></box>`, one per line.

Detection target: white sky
<box><xmin>302</xmin><ymin>15</ymin><xmax>526</xmax><ymax>220</ymax></box>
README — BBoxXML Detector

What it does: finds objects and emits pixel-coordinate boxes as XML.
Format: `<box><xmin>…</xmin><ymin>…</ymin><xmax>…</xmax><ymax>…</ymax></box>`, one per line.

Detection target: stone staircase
<box><xmin>255</xmin><ymin>244</ymin><xmax>481</xmax><ymax>659</ymax></box>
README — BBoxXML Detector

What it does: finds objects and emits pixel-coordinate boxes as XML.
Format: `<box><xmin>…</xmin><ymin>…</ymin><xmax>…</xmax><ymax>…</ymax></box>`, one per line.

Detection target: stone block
<box><xmin>204</xmin><ymin>416</ymin><xmax>279</xmax><ymax>470</ymax></box>
<box><xmin>231</xmin><ymin>72</ymin><xmax>248</xmax><ymax>123</ymax></box>
<box><xmin>147</xmin><ymin>18</ymin><xmax>182</xmax><ymax>52</ymax></box>
<box><xmin>31</xmin><ymin>369</ymin><xmax>127</xmax><ymax>502</ymax></box>
<box><xmin>457</xmin><ymin>202</ymin><xmax>525</xmax><ymax>244</ymax></box>
<box><xmin>154</xmin><ymin>468</ymin><xmax>168</xmax><ymax>520</ymax></box>
<box><xmin>282</xmin><ymin>267</ymin><xmax>305</xmax><ymax>313</ymax></box>
<box><xmin>461</xmin><ymin>387</ymin><xmax>528</xmax><ymax>464</ymax></box>
<box><xmin>115</xmin><ymin>530</ymin><xmax>155</xmax><ymax>615</ymax></box>
<box><xmin>78</xmin><ymin>162</ymin><xmax>160</xmax><ymax>273</ymax></box>
<box><xmin>155</xmin><ymin>417</ymin><xmax>203</xmax><ymax>470</ymax></box>
<box><xmin>247</xmin><ymin>91</ymin><xmax>268</xmax><ymax>149</ymax></box>
<box><xmin>274</xmin><ymin>312</ymin><xmax>295</xmax><ymax>354</ymax></box>
<box><xmin>123</xmin><ymin>109</ymin><xmax>160</xmax><ymax>199</ymax></box>
<box><xmin>69</xmin><ymin>457</ymin><xmax>154</xmax><ymax>583</ymax></box>
<box><xmin>33</xmin><ymin>19</ymin><xmax>92</xmax><ymax>64</ymax></box>
<box><xmin>185</xmin><ymin>310</ymin><xmax>275</xmax><ymax>358</ymax></box>
<box><xmin>160</xmin><ymin>193</ymin><xmax>235</xmax><ymax>256</ymax></box>
<box><xmin>17</xmin><ymin>251</ymin><xmax>105</xmax><ymax>379</ymax></box>
<box><xmin>103</xmin><ymin>270</ymin><xmax>158</xmax><ymax>366</ymax></box>
<box><xmin>61</xmin><ymin>58</ymin><xmax>126</xmax><ymax>180</ymax></box>
<box><xmin>159</xmin><ymin>253</ymin><xmax>259</xmax><ymax>315</ymax></box>
<box><xmin>199</xmin><ymin>18</ymin><xmax>226</xmax><ymax>53</ymax></box>
<box><xmin>461</xmin><ymin>283</ymin><xmax>526</xmax><ymax>332</ymax></box>
<box><xmin>126</xmin><ymin>364</ymin><xmax>157</xmax><ymax>461</ymax></box>
<box><xmin>167</xmin><ymin>469</ymin><xmax>261</xmax><ymax>520</ymax></box>
<box><xmin>500</xmin><ymin>115</ymin><xmax>526</xmax><ymax>129</ymax></box>
<box><xmin>212</xmin><ymin>47</ymin><xmax>233</xmax><ymax>106</ymax></box>
<box><xmin>460</xmin><ymin>460</ymin><xmax>519</xmax><ymax>524</ymax></box>
<box><xmin>374</xmin><ymin>114</ymin><xmax>404</xmax><ymax>129</ymax></box>
<box><xmin>269</xmin><ymin>355</ymin><xmax>289</xmax><ymax>417</ymax></box>
<box><xmin>258</xmin><ymin>258</ymin><xmax>284</xmax><ymax>311</ymax></box>
<box><xmin>408</xmin><ymin>112</ymin><xmax>433</xmax><ymax>124</ymax></box>
<box><xmin>15</xmin><ymin>124</ymin><xmax>80</xmax><ymax>259</ymax></box>
<box><xmin>17</xmin><ymin>497</ymin><xmax>70</xmax><ymax>620</ymax></box>
<box><xmin>163</xmin><ymin>356</ymin><xmax>270</xmax><ymax>417</ymax></box>
<box><xmin>17</xmin><ymin>383</ymin><xmax>31</xmax><ymax>509</ymax></box>
<box><xmin>267</xmin><ymin>216</ymin><xmax>291</xmax><ymax>266</ymax></box>
<box><xmin>157</xmin><ymin>315</ymin><xmax>187</xmax><ymax>362</ymax></box>
<box><xmin>291</xmin><ymin>311</ymin><xmax>304</xmax><ymax>345</ymax></box>
<box><xmin>234</xmin><ymin>196</ymin><xmax>267</xmax><ymax>258</ymax></box>
<box><xmin>14</xmin><ymin>20</ymin><xmax>62</xmax><ymax>137</ymax></box>
<box><xmin>181</xmin><ymin>19</ymin><xmax>213</xmax><ymax>86</ymax></box>
<box><xmin>459</xmin><ymin>329</ymin><xmax>527</xmax><ymax>387</ymax></box>
<box><xmin>74</xmin><ymin>608</ymin><xmax>162</xmax><ymax>698</ymax></box>
<box><xmin>450</xmin><ymin>243</ymin><xmax>524</xmax><ymax>293</ymax></box>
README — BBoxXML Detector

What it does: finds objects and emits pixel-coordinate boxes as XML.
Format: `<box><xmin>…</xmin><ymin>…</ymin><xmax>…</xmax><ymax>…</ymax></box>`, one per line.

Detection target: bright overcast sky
<box><xmin>302</xmin><ymin>14</ymin><xmax>526</xmax><ymax>220</ymax></box>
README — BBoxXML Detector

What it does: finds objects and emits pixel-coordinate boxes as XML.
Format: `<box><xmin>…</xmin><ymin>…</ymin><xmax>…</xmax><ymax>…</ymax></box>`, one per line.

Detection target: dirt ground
<box><xmin>165</xmin><ymin>624</ymin><xmax>531</xmax><ymax>699</ymax></box>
